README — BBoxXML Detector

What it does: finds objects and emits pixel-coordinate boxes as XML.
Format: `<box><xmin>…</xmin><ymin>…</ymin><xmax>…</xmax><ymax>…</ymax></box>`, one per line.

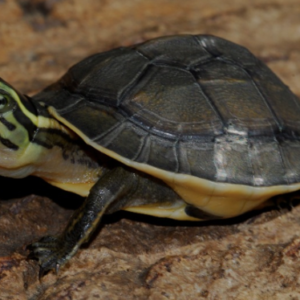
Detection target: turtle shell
<box><xmin>33</xmin><ymin>35</ymin><xmax>300</xmax><ymax>198</ymax></box>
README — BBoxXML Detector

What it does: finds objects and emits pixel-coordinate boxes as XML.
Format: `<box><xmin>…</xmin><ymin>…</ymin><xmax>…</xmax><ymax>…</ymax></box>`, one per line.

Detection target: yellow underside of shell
<box><xmin>47</xmin><ymin>180</ymin><xmax>95</xmax><ymax>197</ymax></box>
<box><xmin>49</xmin><ymin>107</ymin><xmax>300</xmax><ymax>220</ymax></box>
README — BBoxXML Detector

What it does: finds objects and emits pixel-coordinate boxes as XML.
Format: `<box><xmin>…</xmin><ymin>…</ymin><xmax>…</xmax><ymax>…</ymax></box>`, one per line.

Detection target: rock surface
<box><xmin>0</xmin><ymin>0</ymin><xmax>300</xmax><ymax>299</ymax></box>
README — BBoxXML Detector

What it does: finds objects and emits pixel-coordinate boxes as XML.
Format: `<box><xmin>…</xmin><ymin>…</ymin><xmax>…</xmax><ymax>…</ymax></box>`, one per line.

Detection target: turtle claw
<box><xmin>55</xmin><ymin>263</ymin><xmax>61</xmax><ymax>275</ymax></box>
<box><xmin>38</xmin><ymin>265</ymin><xmax>46</xmax><ymax>279</ymax></box>
<box><xmin>28</xmin><ymin>235</ymin><xmax>70</xmax><ymax>276</ymax></box>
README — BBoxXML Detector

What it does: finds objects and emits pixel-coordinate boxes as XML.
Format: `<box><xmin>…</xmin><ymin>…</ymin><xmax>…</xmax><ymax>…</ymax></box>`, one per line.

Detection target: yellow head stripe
<box><xmin>0</xmin><ymin>81</ymin><xmax>38</xmax><ymax>126</ymax></box>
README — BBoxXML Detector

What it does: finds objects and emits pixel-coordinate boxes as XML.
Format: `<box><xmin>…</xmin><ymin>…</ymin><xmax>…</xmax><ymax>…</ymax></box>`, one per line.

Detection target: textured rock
<box><xmin>0</xmin><ymin>0</ymin><xmax>300</xmax><ymax>299</ymax></box>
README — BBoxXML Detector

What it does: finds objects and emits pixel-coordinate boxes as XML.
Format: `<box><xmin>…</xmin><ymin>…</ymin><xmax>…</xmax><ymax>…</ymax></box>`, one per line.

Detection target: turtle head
<box><xmin>0</xmin><ymin>78</ymin><xmax>39</xmax><ymax>177</ymax></box>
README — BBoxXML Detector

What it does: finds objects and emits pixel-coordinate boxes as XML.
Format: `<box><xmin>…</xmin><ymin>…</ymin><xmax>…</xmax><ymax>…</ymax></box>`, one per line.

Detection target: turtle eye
<box><xmin>0</xmin><ymin>91</ymin><xmax>15</xmax><ymax>113</ymax></box>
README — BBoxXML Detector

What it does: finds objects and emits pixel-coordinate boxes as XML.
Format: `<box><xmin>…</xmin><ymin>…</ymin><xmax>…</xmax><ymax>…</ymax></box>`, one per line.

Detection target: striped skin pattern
<box><xmin>0</xmin><ymin>80</ymin><xmax>102</xmax><ymax>193</ymax></box>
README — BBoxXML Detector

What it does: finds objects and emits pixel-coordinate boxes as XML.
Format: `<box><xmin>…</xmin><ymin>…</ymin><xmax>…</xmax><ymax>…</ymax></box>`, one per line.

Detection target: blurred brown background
<box><xmin>0</xmin><ymin>0</ymin><xmax>300</xmax><ymax>299</ymax></box>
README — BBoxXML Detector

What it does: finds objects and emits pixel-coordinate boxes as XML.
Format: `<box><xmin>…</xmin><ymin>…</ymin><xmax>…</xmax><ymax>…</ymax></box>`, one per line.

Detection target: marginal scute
<box><xmin>214</xmin><ymin>135</ymin><xmax>253</xmax><ymax>184</ymax></box>
<box><xmin>180</xmin><ymin>140</ymin><xmax>216</xmax><ymax>179</ymax></box>
<box><xmin>249</xmin><ymin>139</ymin><xmax>287</xmax><ymax>185</ymax></box>
<box><xmin>279</xmin><ymin>140</ymin><xmax>300</xmax><ymax>184</ymax></box>
<box><xmin>98</xmin><ymin>122</ymin><xmax>146</xmax><ymax>160</ymax></box>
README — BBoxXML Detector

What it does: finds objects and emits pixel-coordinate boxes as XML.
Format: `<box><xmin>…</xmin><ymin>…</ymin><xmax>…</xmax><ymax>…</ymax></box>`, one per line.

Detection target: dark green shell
<box><xmin>33</xmin><ymin>35</ymin><xmax>300</xmax><ymax>187</ymax></box>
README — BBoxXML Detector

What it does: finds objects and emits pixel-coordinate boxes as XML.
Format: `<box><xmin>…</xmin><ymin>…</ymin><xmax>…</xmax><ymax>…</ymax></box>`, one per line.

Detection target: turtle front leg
<box><xmin>29</xmin><ymin>167</ymin><xmax>138</xmax><ymax>275</ymax></box>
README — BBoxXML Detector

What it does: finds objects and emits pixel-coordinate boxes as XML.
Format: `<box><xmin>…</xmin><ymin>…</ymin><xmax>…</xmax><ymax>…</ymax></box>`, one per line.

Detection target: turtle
<box><xmin>1</xmin><ymin>34</ymin><xmax>300</xmax><ymax>274</ymax></box>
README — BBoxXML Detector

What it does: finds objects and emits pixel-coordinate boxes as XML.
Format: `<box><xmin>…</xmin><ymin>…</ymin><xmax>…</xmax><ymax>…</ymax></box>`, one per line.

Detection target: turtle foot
<box><xmin>28</xmin><ymin>235</ymin><xmax>72</xmax><ymax>276</ymax></box>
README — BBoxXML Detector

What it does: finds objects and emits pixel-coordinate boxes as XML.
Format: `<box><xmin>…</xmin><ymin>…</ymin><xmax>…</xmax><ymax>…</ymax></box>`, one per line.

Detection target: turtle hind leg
<box><xmin>29</xmin><ymin>167</ymin><xmax>139</xmax><ymax>275</ymax></box>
